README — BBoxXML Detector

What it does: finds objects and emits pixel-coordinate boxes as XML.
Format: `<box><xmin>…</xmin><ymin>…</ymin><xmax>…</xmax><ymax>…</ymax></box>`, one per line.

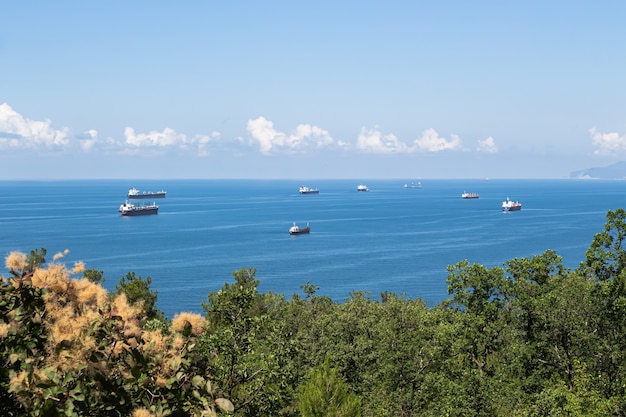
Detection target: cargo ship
<box><xmin>119</xmin><ymin>201</ymin><xmax>159</xmax><ymax>216</ymax></box>
<box><xmin>127</xmin><ymin>187</ymin><xmax>167</xmax><ymax>199</ymax></box>
<box><xmin>299</xmin><ymin>186</ymin><xmax>319</xmax><ymax>194</ymax></box>
<box><xmin>502</xmin><ymin>197</ymin><xmax>522</xmax><ymax>212</ymax></box>
<box><xmin>289</xmin><ymin>222</ymin><xmax>310</xmax><ymax>235</ymax></box>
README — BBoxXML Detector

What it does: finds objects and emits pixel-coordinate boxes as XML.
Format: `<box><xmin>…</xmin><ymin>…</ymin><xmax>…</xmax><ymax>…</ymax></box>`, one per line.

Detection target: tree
<box><xmin>579</xmin><ymin>208</ymin><xmax>626</xmax><ymax>407</ymax></box>
<box><xmin>444</xmin><ymin>260</ymin><xmax>516</xmax><ymax>416</ymax></box>
<box><xmin>201</xmin><ymin>268</ymin><xmax>297</xmax><ymax>416</ymax></box>
<box><xmin>582</xmin><ymin>208</ymin><xmax>626</xmax><ymax>283</ymax></box>
<box><xmin>83</xmin><ymin>268</ymin><xmax>104</xmax><ymax>285</ymax></box>
<box><xmin>505</xmin><ymin>250</ymin><xmax>568</xmax><ymax>390</ymax></box>
<box><xmin>114</xmin><ymin>272</ymin><xmax>164</xmax><ymax>321</ymax></box>
<box><xmin>26</xmin><ymin>248</ymin><xmax>47</xmax><ymax>272</ymax></box>
<box><xmin>298</xmin><ymin>355</ymin><xmax>361</xmax><ymax>417</ymax></box>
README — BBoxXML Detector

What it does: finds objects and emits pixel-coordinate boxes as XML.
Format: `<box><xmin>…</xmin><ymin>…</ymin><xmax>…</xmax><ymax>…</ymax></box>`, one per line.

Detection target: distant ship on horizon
<box><xmin>299</xmin><ymin>186</ymin><xmax>319</xmax><ymax>194</ymax></box>
<box><xmin>127</xmin><ymin>187</ymin><xmax>167</xmax><ymax>199</ymax></box>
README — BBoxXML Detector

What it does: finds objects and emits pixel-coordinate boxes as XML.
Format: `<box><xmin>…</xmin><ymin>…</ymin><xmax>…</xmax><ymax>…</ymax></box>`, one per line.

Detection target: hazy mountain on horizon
<box><xmin>570</xmin><ymin>161</ymin><xmax>626</xmax><ymax>179</ymax></box>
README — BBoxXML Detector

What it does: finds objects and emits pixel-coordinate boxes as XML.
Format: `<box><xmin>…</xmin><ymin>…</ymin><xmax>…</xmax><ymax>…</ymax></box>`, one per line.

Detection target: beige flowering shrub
<box><xmin>5</xmin><ymin>251</ymin><xmax>28</xmax><ymax>272</ymax></box>
<box><xmin>172</xmin><ymin>311</ymin><xmax>208</xmax><ymax>336</ymax></box>
<box><xmin>0</xmin><ymin>250</ymin><xmax>233</xmax><ymax>416</ymax></box>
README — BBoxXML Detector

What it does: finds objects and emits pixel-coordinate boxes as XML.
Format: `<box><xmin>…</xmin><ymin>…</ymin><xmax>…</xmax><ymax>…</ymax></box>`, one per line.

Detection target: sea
<box><xmin>0</xmin><ymin>179</ymin><xmax>623</xmax><ymax>318</ymax></box>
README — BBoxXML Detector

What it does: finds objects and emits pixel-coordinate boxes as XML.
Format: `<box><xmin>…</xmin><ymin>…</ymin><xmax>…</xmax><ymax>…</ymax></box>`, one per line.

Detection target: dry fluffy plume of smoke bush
<box><xmin>3</xmin><ymin>251</ymin><xmax>208</xmax><ymax>393</ymax></box>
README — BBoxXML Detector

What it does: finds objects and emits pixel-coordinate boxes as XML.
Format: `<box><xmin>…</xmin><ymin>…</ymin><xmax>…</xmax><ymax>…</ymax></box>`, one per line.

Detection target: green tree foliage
<box><xmin>115</xmin><ymin>271</ymin><xmax>164</xmax><ymax>321</ymax></box>
<box><xmin>201</xmin><ymin>268</ymin><xmax>297</xmax><ymax>416</ymax></box>
<box><xmin>443</xmin><ymin>261</ymin><xmax>517</xmax><ymax>415</ymax></box>
<box><xmin>298</xmin><ymin>355</ymin><xmax>361</xmax><ymax>417</ymax></box>
<box><xmin>27</xmin><ymin>248</ymin><xmax>47</xmax><ymax>271</ymax></box>
<box><xmin>83</xmin><ymin>268</ymin><xmax>104</xmax><ymax>284</ymax></box>
<box><xmin>505</xmin><ymin>250</ymin><xmax>569</xmax><ymax>391</ymax></box>
<box><xmin>579</xmin><ymin>208</ymin><xmax>626</xmax><ymax>409</ymax></box>
<box><xmin>582</xmin><ymin>208</ymin><xmax>626</xmax><ymax>283</ymax></box>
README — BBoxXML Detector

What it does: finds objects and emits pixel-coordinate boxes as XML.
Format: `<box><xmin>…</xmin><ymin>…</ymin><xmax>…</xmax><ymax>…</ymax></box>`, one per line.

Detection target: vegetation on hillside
<box><xmin>3</xmin><ymin>209</ymin><xmax>626</xmax><ymax>416</ymax></box>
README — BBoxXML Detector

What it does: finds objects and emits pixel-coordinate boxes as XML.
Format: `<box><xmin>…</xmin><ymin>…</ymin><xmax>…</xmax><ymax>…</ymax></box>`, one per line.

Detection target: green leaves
<box><xmin>582</xmin><ymin>208</ymin><xmax>626</xmax><ymax>283</ymax></box>
<box><xmin>114</xmin><ymin>271</ymin><xmax>164</xmax><ymax>321</ymax></box>
<box><xmin>298</xmin><ymin>355</ymin><xmax>362</xmax><ymax>417</ymax></box>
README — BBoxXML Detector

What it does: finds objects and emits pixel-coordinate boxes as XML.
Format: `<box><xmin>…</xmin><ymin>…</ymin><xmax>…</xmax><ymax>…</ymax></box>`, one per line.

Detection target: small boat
<box><xmin>299</xmin><ymin>186</ymin><xmax>319</xmax><ymax>194</ymax></box>
<box><xmin>119</xmin><ymin>201</ymin><xmax>159</xmax><ymax>216</ymax></box>
<box><xmin>502</xmin><ymin>197</ymin><xmax>522</xmax><ymax>212</ymax></box>
<box><xmin>127</xmin><ymin>187</ymin><xmax>167</xmax><ymax>199</ymax></box>
<box><xmin>462</xmin><ymin>192</ymin><xmax>479</xmax><ymax>199</ymax></box>
<box><xmin>357</xmin><ymin>184</ymin><xmax>369</xmax><ymax>192</ymax></box>
<box><xmin>289</xmin><ymin>222</ymin><xmax>310</xmax><ymax>235</ymax></box>
<box><xmin>404</xmin><ymin>182</ymin><xmax>422</xmax><ymax>189</ymax></box>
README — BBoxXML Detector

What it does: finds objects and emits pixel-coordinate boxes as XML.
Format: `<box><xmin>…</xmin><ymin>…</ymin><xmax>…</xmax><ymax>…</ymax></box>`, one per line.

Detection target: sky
<box><xmin>1</xmin><ymin>1</ymin><xmax>625</xmax><ymax>180</ymax></box>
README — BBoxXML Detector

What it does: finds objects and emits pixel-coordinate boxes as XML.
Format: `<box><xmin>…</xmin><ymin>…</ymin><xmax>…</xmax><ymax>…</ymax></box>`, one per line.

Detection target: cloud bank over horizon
<box><xmin>0</xmin><ymin>103</ymin><xmax>69</xmax><ymax>150</ymax></box>
<box><xmin>2</xmin><ymin>101</ymin><xmax>618</xmax><ymax>161</ymax></box>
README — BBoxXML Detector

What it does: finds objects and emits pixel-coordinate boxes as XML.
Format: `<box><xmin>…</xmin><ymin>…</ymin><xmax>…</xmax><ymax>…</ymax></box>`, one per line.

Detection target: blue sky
<box><xmin>1</xmin><ymin>1</ymin><xmax>625</xmax><ymax>179</ymax></box>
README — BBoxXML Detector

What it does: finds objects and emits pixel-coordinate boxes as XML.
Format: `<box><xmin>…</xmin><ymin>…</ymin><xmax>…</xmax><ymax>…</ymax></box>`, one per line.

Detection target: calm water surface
<box><xmin>1</xmin><ymin>179</ymin><xmax>624</xmax><ymax>317</ymax></box>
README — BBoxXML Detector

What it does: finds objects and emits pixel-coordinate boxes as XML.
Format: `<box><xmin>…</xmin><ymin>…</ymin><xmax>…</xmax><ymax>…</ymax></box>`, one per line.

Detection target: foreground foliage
<box><xmin>0</xmin><ymin>250</ymin><xmax>233</xmax><ymax>416</ymax></box>
<box><xmin>3</xmin><ymin>209</ymin><xmax>626</xmax><ymax>415</ymax></box>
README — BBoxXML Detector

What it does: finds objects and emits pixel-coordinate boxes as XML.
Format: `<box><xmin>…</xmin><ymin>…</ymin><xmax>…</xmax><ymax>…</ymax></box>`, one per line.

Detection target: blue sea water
<box><xmin>0</xmin><ymin>179</ymin><xmax>624</xmax><ymax>318</ymax></box>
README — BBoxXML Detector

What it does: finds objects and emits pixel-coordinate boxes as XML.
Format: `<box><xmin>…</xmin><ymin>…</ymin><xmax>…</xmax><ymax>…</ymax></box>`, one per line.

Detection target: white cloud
<box><xmin>294</xmin><ymin>124</ymin><xmax>334</xmax><ymax>148</ymax></box>
<box><xmin>122</xmin><ymin>127</ymin><xmax>220</xmax><ymax>156</ymax></box>
<box><xmin>356</xmin><ymin>127</ymin><xmax>467</xmax><ymax>154</ymax></box>
<box><xmin>356</xmin><ymin>127</ymin><xmax>408</xmax><ymax>154</ymax></box>
<box><xmin>196</xmin><ymin>131</ymin><xmax>221</xmax><ymax>157</ymax></box>
<box><xmin>246</xmin><ymin>117</ymin><xmax>287</xmax><ymax>153</ymax></box>
<box><xmin>590</xmin><ymin>128</ymin><xmax>626</xmax><ymax>155</ymax></box>
<box><xmin>414</xmin><ymin>128</ymin><xmax>462</xmax><ymax>152</ymax></box>
<box><xmin>0</xmin><ymin>103</ymin><xmax>69</xmax><ymax>149</ymax></box>
<box><xmin>80</xmin><ymin>129</ymin><xmax>98</xmax><ymax>151</ymax></box>
<box><xmin>0</xmin><ymin>103</ymin><xmax>225</xmax><ymax>156</ymax></box>
<box><xmin>124</xmin><ymin>127</ymin><xmax>187</xmax><ymax>147</ymax></box>
<box><xmin>477</xmin><ymin>136</ymin><xmax>498</xmax><ymax>153</ymax></box>
<box><xmin>246</xmin><ymin>116</ymin><xmax>335</xmax><ymax>154</ymax></box>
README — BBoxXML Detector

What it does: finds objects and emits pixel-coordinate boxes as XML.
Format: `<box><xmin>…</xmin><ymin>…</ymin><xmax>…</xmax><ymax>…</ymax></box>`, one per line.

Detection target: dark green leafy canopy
<box><xmin>298</xmin><ymin>355</ymin><xmax>362</xmax><ymax>417</ymax></box>
<box><xmin>582</xmin><ymin>208</ymin><xmax>626</xmax><ymax>283</ymax></box>
<box><xmin>83</xmin><ymin>268</ymin><xmax>105</xmax><ymax>285</ymax></box>
<box><xmin>445</xmin><ymin>259</ymin><xmax>510</xmax><ymax>315</ymax></box>
<box><xmin>114</xmin><ymin>271</ymin><xmax>164</xmax><ymax>321</ymax></box>
<box><xmin>201</xmin><ymin>268</ymin><xmax>296</xmax><ymax>416</ymax></box>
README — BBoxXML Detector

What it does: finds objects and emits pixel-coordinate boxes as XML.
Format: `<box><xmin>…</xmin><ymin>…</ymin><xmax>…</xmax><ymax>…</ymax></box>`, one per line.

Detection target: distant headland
<box><xmin>571</xmin><ymin>161</ymin><xmax>626</xmax><ymax>179</ymax></box>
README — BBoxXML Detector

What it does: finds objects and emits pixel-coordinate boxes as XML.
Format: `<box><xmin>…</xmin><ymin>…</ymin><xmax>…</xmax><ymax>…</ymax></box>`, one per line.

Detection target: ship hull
<box><xmin>290</xmin><ymin>227</ymin><xmax>310</xmax><ymax>235</ymax></box>
<box><xmin>502</xmin><ymin>206</ymin><xmax>521</xmax><ymax>212</ymax></box>
<box><xmin>128</xmin><ymin>193</ymin><xmax>166</xmax><ymax>199</ymax></box>
<box><xmin>299</xmin><ymin>191</ymin><xmax>319</xmax><ymax>195</ymax></box>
